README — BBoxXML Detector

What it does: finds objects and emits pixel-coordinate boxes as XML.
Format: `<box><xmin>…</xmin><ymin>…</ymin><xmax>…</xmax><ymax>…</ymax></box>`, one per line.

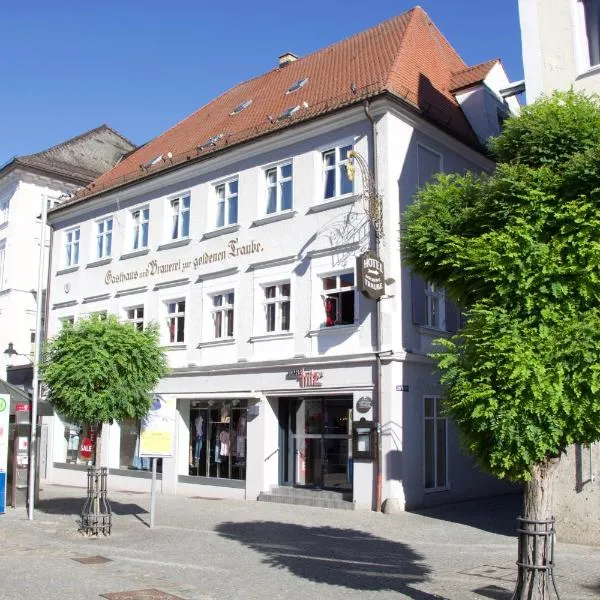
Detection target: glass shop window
<box><xmin>118</xmin><ymin>417</ymin><xmax>162</xmax><ymax>472</ymax></box>
<box><xmin>63</xmin><ymin>422</ymin><xmax>94</xmax><ymax>465</ymax></box>
<box><xmin>189</xmin><ymin>401</ymin><xmax>247</xmax><ymax>481</ymax></box>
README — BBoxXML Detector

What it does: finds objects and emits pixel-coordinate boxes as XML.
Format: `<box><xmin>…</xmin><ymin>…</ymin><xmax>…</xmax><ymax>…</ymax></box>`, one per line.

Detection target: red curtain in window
<box><xmin>325</xmin><ymin>298</ymin><xmax>335</xmax><ymax>327</ymax></box>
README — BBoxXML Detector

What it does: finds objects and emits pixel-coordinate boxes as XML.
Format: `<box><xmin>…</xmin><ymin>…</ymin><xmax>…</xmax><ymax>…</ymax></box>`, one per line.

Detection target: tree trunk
<box><xmin>515</xmin><ymin>457</ymin><xmax>560</xmax><ymax>600</ymax></box>
<box><xmin>93</xmin><ymin>422</ymin><xmax>103</xmax><ymax>467</ymax></box>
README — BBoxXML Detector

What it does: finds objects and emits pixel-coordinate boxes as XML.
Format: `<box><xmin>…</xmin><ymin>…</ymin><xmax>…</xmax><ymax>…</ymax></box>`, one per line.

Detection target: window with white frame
<box><xmin>169</xmin><ymin>195</ymin><xmax>190</xmax><ymax>240</ymax></box>
<box><xmin>576</xmin><ymin>0</ymin><xmax>600</xmax><ymax>69</ymax></box>
<box><xmin>60</xmin><ymin>316</ymin><xmax>74</xmax><ymax>328</ymax></box>
<box><xmin>166</xmin><ymin>300</ymin><xmax>185</xmax><ymax>343</ymax></box>
<box><xmin>0</xmin><ymin>198</ymin><xmax>8</xmax><ymax>224</ymax></box>
<box><xmin>215</xmin><ymin>179</ymin><xmax>238</xmax><ymax>228</ymax></box>
<box><xmin>126</xmin><ymin>306</ymin><xmax>144</xmax><ymax>331</ymax></box>
<box><xmin>424</xmin><ymin>396</ymin><xmax>447</xmax><ymax>490</ymax></box>
<box><xmin>96</xmin><ymin>217</ymin><xmax>113</xmax><ymax>259</ymax></box>
<box><xmin>0</xmin><ymin>239</ymin><xmax>5</xmax><ymax>290</ymax></box>
<box><xmin>321</xmin><ymin>272</ymin><xmax>355</xmax><ymax>327</ymax></box>
<box><xmin>131</xmin><ymin>206</ymin><xmax>149</xmax><ymax>250</ymax></box>
<box><xmin>425</xmin><ymin>282</ymin><xmax>445</xmax><ymax>330</ymax></box>
<box><xmin>263</xmin><ymin>283</ymin><xmax>291</xmax><ymax>332</ymax></box>
<box><xmin>322</xmin><ymin>144</ymin><xmax>353</xmax><ymax>200</ymax></box>
<box><xmin>64</xmin><ymin>227</ymin><xmax>80</xmax><ymax>267</ymax></box>
<box><xmin>211</xmin><ymin>292</ymin><xmax>234</xmax><ymax>339</ymax></box>
<box><xmin>265</xmin><ymin>163</ymin><xmax>293</xmax><ymax>214</ymax></box>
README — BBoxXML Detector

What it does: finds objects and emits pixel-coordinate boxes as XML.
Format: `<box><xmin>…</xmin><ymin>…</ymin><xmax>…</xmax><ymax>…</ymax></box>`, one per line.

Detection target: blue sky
<box><xmin>1</xmin><ymin>1</ymin><xmax>523</xmax><ymax>163</ymax></box>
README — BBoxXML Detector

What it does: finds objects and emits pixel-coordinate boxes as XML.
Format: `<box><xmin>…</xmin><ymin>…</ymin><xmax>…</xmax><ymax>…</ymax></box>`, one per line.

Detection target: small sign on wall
<box><xmin>396</xmin><ymin>384</ymin><xmax>410</xmax><ymax>392</ymax></box>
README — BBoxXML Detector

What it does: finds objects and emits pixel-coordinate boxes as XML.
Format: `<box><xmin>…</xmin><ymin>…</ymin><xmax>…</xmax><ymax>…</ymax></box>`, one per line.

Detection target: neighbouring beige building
<box><xmin>519</xmin><ymin>0</ymin><xmax>600</xmax><ymax>545</ymax></box>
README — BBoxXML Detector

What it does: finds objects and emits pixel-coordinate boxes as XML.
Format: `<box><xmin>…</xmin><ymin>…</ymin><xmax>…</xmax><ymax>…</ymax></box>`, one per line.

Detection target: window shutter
<box><xmin>444</xmin><ymin>298</ymin><xmax>458</xmax><ymax>333</ymax></box>
<box><xmin>411</xmin><ymin>273</ymin><xmax>426</xmax><ymax>326</ymax></box>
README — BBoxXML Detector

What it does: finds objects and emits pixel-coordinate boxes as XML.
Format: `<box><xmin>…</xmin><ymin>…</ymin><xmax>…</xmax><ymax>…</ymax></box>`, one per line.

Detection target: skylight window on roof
<box><xmin>144</xmin><ymin>155</ymin><xmax>163</xmax><ymax>168</ymax></box>
<box><xmin>230</xmin><ymin>99</ymin><xmax>252</xmax><ymax>115</ymax></box>
<box><xmin>286</xmin><ymin>78</ymin><xmax>308</xmax><ymax>94</ymax></box>
<box><xmin>198</xmin><ymin>133</ymin><xmax>224</xmax><ymax>150</ymax></box>
<box><xmin>278</xmin><ymin>105</ymin><xmax>301</xmax><ymax>121</ymax></box>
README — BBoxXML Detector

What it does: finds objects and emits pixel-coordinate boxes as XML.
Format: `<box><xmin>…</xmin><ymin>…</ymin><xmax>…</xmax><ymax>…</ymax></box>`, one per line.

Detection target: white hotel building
<box><xmin>42</xmin><ymin>7</ymin><xmax>519</xmax><ymax>510</ymax></box>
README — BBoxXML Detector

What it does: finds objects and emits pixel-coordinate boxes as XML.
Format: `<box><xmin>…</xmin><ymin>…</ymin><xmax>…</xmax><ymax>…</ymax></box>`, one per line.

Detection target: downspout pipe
<box><xmin>363</xmin><ymin>100</ymin><xmax>383</xmax><ymax>512</ymax></box>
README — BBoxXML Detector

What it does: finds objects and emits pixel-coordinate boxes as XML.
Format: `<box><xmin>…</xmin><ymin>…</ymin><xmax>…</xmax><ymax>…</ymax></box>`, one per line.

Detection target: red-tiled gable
<box><xmin>61</xmin><ymin>7</ymin><xmax>491</xmax><ymax>208</ymax></box>
<box><xmin>450</xmin><ymin>59</ymin><xmax>499</xmax><ymax>93</ymax></box>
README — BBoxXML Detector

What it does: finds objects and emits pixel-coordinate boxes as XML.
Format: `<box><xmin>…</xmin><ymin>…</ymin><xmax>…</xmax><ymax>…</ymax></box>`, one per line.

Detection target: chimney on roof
<box><xmin>279</xmin><ymin>52</ymin><xmax>298</xmax><ymax>68</ymax></box>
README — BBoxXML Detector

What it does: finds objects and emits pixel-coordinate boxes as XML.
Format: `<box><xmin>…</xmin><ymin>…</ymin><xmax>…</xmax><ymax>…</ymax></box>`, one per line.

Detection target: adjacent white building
<box><xmin>0</xmin><ymin>126</ymin><xmax>135</xmax><ymax>387</ymax></box>
<box><xmin>519</xmin><ymin>0</ymin><xmax>600</xmax><ymax>545</ymax></box>
<box><xmin>43</xmin><ymin>7</ymin><xmax>518</xmax><ymax>510</ymax></box>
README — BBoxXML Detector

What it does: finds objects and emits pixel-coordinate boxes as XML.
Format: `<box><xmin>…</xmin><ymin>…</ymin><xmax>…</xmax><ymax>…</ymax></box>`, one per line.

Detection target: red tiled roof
<box><xmin>450</xmin><ymin>59</ymin><xmax>499</xmax><ymax>92</ymax></box>
<box><xmin>59</xmin><ymin>7</ymin><xmax>492</xmax><ymax>209</ymax></box>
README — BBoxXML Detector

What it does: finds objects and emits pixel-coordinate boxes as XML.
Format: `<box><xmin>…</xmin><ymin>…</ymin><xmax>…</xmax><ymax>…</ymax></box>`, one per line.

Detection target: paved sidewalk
<box><xmin>1</xmin><ymin>485</ymin><xmax>598</xmax><ymax>600</ymax></box>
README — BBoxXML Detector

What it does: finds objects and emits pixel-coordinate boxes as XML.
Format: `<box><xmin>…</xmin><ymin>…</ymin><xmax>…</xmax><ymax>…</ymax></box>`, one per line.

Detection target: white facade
<box><xmin>520</xmin><ymin>0</ymin><xmax>600</xmax><ymax>100</ymax></box>
<box><xmin>44</xmin><ymin>98</ymin><xmax>514</xmax><ymax>510</ymax></box>
<box><xmin>0</xmin><ymin>170</ymin><xmax>77</xmax><ymax>381</ymax></box>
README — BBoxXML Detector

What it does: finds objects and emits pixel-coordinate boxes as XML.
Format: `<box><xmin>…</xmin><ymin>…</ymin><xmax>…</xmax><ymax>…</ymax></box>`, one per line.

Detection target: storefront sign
<box><xmin>79</xmin><ymin>437</ymin><xmax>93</xmax><ymax>461</ymax></box>
<box><xmin>356</xmin><ymin>251</ymin><xmax>385</xmax><ymax>300</ymax></box>
<box><xmin>0</xmin><ymin>394</ymin><xmax>9</xmax><ymax>514</ymax></box>
<box><xmin>356</xmin><ymin>396</ymin><xmax>373</xmax><ymax>414</ymax></box>
<box><xmin>287</xmin><ymin>368</ymin><xmax>323</xmax><ymax>388</ymax></box>
<box><xmin>140</xmin><ymin>396</ymin><xmax>176</xmax><ymax>457</ymax></box>
<box><xmin>104</xmin><ymin>237</ymin><xmax>264</xmax><ymax>285</ymax></box>
<box><xmin>15</xmin><ymin>403</ymin><xmax>30</xmax><ymax>412</ymax></box>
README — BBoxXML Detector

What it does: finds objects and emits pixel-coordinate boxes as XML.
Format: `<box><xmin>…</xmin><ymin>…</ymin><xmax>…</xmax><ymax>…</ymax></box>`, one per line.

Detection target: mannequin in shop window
<box><xmin>194</xmin><ymin>414</ymin><xmax>204</xmax><ymax>465</ymax></box>
<box><xmin>236</xmin><ymin>414</ymin><xmax>246</xmax><ymax>463</ymax></box>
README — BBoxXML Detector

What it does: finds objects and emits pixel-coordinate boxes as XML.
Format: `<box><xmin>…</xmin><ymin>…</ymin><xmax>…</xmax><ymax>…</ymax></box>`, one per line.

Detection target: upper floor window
<box><xmin>323</xmin><ymin>145</ymin><xmax>353</xmax><ymax>200</ymax></box>
<box><xmin>0</xmin><ymin>239</ymin><xmax>5</xmax><ymax>290</ymax></box>
<box><xmin>131</xmin><ymin>206</ymin><xmax>149</xmax><ymax>250</ymax></box>
<box><xmin>96</xmin><ymin>217</ymin><xmax>113</xmax><ymax>259</ymax></box>
<box><xmin>126</xmin><ymin>306</ymin><xmax>144</xmax><ymax>331</ymax></box>
<box><xmin>65</xmin><ymin>227</ymin><xmax>80</xmax><ymax>267</ymax></box>
<box><xmin>578</xmin><ymin>0</ymin><xmax>600</xmax><ymax>68</ymax></box>
<box><xmin>265</xmin><ymin>164</ymin><xmax>293</xmax><ymax>214</ymax></box>
<box><xmin>424</xmin><ymin>396</ymin><xmax>448</xmax><ymax>490</ymax></box>
<box><xmin>170</xmin><ymin>195</ymin><xmax>190</xmax><ymax>240</ymax></box>
<box><xmin>425</xmin><ymin>282</ymin><xmax>445</xmax><ymax>330</ymax></box>
<box><xmin>321</xmin><ymin>272</ymin><xmax>355</xmax><ymax>327</ymax></box>
<box><xmin>215</xmin><ymin>179</ymin><xmax>238</xmax><ymax>228</ymax></box>
<box><xmin>264</xmin><ymin>283</ymin><xmax>291</xmax><ymax>332</ymax></box>
<box><xmin>60</xmin><ymin>315</ymin><xmax>75</xmax><ymax>328</ymax></box>
<box><xmin>0</xmin><ymin>198</ymin><xmax>8</xmax><ymax>225</ymax></box>
<box><xmin>166</xmin><ymin>300</ymin><xmax>185</xmax><ymax>343</ymax></box>
<box><xmin>211</xmin><ymin>292</ymin><xmax>234</xmax><ymax>339</ymax></box>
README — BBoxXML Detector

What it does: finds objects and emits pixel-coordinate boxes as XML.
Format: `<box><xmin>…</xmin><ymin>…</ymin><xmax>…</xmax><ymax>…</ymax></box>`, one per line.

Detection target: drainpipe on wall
<box><xmin>363</xmin><ymin>100</ymin><xmax>383</xmax><ymax>512</ymax></box>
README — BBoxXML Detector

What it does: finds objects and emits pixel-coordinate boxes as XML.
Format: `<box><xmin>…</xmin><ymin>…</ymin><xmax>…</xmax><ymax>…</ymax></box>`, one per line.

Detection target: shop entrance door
<box><xmin>280</xmin><ymin>396</ymin><xmax>352</xmax><ymax>491</ymax></box>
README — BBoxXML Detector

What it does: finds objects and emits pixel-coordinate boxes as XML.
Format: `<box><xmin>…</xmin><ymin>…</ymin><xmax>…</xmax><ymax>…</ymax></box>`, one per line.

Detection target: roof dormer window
<box><xmin>278</xmin><ymin>105</ymin><xmax>301</xmax><ymax>120</ymax></box>
<box><xmin>286</xmin><ymin>78</ymin><xmax>308</xmax><ymax>94</ymax></box>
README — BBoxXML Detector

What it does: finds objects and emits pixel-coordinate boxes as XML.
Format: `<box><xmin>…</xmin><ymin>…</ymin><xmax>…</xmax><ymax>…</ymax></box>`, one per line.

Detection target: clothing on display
<box><xmin>219</xmin><ymin>429</ymin><xmax>230</xmax><ymax>457</ymax></box>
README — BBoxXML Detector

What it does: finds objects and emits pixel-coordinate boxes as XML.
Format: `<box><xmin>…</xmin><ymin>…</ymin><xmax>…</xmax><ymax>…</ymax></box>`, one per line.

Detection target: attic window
<box><xmin>198</xmin><ymin>133</ymin><xmax>224</xmax><ymax>150</ymax></box>
<box><xmin>286</xmin><ymin>78</ymin><xmax>308</xmax><ymax>94</ymax></box>
<box><xmin>278</xmin><ymin>105</ymin><xmax>301</xmax><ymax>120</ymax></box>
<box><xmin>230</xmin><ymin>99</ymin><xmax>252</xmax><ymax>115</ymax></box>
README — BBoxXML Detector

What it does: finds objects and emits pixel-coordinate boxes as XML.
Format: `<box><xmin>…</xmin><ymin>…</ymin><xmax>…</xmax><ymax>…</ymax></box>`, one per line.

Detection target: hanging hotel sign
<box><xmin>287</xmin><ymin>368</ymin><xmax>323</xmax><ymax>388</ymax></box>
<box><xmin>104</xmin><ymin>237</ymin><xmax>264</xmax><ymax>285</ymax></box>
<box><xmin>356</xmin><ymin>251</ymin><xmax>385</xmax><ymax>300</ymax></box>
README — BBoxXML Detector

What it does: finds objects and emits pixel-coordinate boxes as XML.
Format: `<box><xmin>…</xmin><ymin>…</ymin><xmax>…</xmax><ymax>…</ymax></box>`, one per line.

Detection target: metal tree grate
<box><xmin>80</xmin><ymin>466</ymin><xmax>112</xmax><ymax>536</ymax></box>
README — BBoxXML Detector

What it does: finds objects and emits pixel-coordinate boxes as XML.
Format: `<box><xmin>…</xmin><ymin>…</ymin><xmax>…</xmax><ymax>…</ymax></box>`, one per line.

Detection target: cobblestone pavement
<box><xmin>1</xmin><ymin>485</ymin><xmax>598</xmax><ymax>600</ymax></box>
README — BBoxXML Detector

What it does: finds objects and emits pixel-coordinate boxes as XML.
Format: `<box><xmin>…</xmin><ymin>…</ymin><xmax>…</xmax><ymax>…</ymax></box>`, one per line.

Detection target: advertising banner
<box><xmin>0</xmin><ymin>393</ymin><xmax>10</xmax><ymax>514</ymax></box>
<box><xmin>139</xmin><ymin>396</ymin><xmax>175</xmax><ymax>457</ymax></box>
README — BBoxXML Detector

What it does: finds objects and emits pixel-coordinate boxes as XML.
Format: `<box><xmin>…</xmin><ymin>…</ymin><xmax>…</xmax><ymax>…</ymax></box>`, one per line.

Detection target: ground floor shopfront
<box><xmin>42</xmin><ymin>357</ymin><xmax>378</xmax><ymax>509</ymax></box>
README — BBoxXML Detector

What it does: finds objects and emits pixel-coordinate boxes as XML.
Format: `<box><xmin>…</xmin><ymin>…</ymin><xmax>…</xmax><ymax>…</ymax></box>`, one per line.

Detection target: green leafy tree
<box><xmin>402</xmin><ymin>91</ymin><xmax>600</xmax><ymax>597</ymax></box>
<box><xmin>42</xmin><ymin>314</ymin><xmax>168</xmax><ymax>465</ymax></box>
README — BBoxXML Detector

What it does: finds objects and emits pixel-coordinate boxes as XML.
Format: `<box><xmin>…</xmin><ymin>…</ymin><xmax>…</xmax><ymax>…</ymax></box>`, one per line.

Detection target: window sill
<box><xmin>120</xmin><ymin>248</ymin><xmax>150</xmax><ymax>260</ymax></box>
<box><xmin>419</xmin><ymin>325</ymin><xmax>451</xmax><ymax>336</ymax></box>
<box><xmin>56</xmin><ymin>265</ymin><xmax>80</xmax><ymax>276</ymax></box>
<box><xmin>250</xmin><ymin>210</ymin><xmax>296</xmax><ymax>227</ymax></box>
<box><xmin>157</xmin><ymin>238</ymin><xmax>191</xmax><ymax>251</ymax></box>
<box><xmin>576</xmin><ymin>63</ymin><xmax>600</xmax><ymax>81</ymax></box>
<box><xmin>162</xmin><ymin>343</ymin><xmax>187</xmax><ymax>351</ymax></box>
<box><xmin>249</xmin><ymin>332</ymin><xmax>294</xmax><ymax>343</ymax></box>
<box><xmin>307</xmin><ymin>323</ymin><xmax>358</xmax><ymax>336</ymax></box>
<box><xmin>197</xmin><ymin>338</ymin><xmax>236</xmax><ymax>348</ymax></box>
<box><xmin>424</xmin><ymin>486</ymin><xmax>450</xmax><ymax>494</ymax></box>
<box><xmin>307</xmin><ymin>193</ymin><xmax>359</xmax><ymax>214</ymax></box>
<box><xmin>86</xmin><ymin>257</ymin><xmax>112</xmax><ymax>269</ymax></box>
<box><xmin>201</xmin><ymin>224</ymin><xmax>240</xmax><ymax>240</ymax></box>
